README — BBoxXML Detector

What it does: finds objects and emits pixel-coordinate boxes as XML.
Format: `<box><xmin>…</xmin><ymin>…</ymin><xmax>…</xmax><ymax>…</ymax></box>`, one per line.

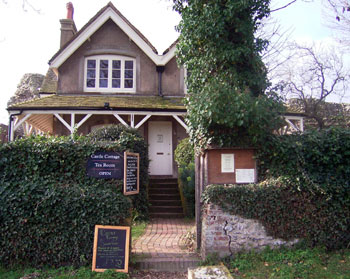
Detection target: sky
<box><xmin>0</xmin><ymin>0</ymin><xmax>338</xmax><ymax>125</ymax></box>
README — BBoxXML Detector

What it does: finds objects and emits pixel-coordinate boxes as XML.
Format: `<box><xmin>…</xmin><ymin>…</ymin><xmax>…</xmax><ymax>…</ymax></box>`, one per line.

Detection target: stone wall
<box><xmin>201</xmin><ymin>203</ymin><xmax>298</xmax><ymax>259</ymax></box>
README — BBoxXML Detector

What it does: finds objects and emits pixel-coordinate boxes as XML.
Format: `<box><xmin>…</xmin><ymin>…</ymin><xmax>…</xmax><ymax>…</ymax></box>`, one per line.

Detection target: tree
<box><xmin>7</xmin><ymin>73</ymin><xmax>44</xmax><ymax>107</ymax></box>
<box><xmin>324</xmin><ymin>0</ymin><xmax>350</xmax><ymax>48</ymax></box>
<box><xmin>173</xmin><ymin>0</ymin><xmax>285</xmax><ymax>151</ymax></box>
<box><xmin>278</xmin><ymin>43</ymin><xmax>350</xmax><ymax>129</ymax></box>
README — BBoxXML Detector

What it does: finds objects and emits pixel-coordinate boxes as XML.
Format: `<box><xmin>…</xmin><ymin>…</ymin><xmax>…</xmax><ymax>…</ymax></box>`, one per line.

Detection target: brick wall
<box><xmin>201</xmin><ymin>203</ymin><xmax>298</xmax><ymax>259</ymax></box>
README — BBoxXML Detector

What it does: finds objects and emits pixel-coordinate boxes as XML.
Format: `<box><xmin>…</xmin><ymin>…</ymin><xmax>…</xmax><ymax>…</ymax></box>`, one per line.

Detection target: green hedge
<box><xmin>0</xmin><ymin>126</ymin><xmax>149</xmax><ymax>267</ymax></box>
<box><xmin>87</xmin><ymin>125</ymin><xmax>149</xmax><ymax>221</ymax></box>
<box><xmin>204</xmin><ymin>128</ymin><xmax>350</xmax><ymax>250</ymax></box>
<box><xmin>174</xmin><ymin>138</ymin><xmax>195</xmax><ymax>218</ymax></box>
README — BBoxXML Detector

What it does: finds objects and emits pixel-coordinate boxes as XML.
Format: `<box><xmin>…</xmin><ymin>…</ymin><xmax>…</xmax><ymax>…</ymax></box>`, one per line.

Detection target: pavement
<box><xmin>131</xmin><ymin>218</ymin><xmax>200</xmax><ymax>272</ymax></box>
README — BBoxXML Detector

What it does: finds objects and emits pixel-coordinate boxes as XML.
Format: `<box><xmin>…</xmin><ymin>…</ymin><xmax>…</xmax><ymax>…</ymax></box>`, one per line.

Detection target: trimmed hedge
<box><xmin>204</xmin><ymin>128</ymin><xmax>350</xmax><ymax>250</ymax></box>
<box><xmin>0</xmin><ymin>126</ymin><xmax>149</xmax><ymax>266</ymax></box>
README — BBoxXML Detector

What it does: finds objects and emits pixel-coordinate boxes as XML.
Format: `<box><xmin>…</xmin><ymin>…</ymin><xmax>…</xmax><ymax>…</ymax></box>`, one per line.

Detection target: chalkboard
<box><xmin>92</xmin><ymin>225</ymin><xmax>130</xmax><ymax>273</ymax></box>
<box><xmin>87</xmin><ymin>152</ymin><xmax>124</xmax><ymax>179</ymax></box>
<box><xmin>123</xmin><ymin>152</ymin><xmax>139</xmax><ymax>195</ymax></box>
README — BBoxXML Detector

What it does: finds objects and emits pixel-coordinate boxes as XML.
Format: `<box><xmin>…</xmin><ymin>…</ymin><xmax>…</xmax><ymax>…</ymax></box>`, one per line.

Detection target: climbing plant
<box><xmin>173</xmin><ymin>0</ymin><xmax>285</xmax><ymax>151</ymax></box>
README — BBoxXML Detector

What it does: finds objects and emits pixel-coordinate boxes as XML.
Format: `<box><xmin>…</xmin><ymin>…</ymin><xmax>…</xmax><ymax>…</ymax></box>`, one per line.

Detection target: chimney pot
<box><xmin>66</xmin><ymin>2</ymin><xmax>74</xmax><ymax>20</ymax></box>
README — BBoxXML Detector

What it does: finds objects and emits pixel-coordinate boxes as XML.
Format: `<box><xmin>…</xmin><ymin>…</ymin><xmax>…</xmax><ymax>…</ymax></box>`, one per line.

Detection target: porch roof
<box><xmin>8</xmin><ymin>95</ymin><xmax>186</xmax><ymax>111</ymax></box>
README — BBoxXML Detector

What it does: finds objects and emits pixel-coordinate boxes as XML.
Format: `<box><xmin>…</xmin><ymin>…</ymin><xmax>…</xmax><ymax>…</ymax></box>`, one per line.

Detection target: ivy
<box><xmin>0</xmin><ymin>125</ymin><xmax>149</xmax><ymax>267</ymax></box>
<box><xmin>204</xmin><ymin>128</ymin><xmax>350</xmax><ymax>250</ymax></box>
<box><xmin>173</xmin><ymin>0</ymin><xmax>284</xmax><ymax>151</ymax></box>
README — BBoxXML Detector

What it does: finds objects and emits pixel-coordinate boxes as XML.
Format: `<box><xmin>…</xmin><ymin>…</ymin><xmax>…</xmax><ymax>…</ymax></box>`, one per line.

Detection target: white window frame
<box><xmin>84</xmin><ymin>55</ymin><xmax>136</xmax><ymax>93</ymax></box>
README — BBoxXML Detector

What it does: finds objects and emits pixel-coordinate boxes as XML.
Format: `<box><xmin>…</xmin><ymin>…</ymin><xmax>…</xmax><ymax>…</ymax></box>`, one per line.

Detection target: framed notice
<box><xmin>221</xmin><ymin>154</ymin><xmax>235</xmax><ymax>173</ymax></box>
<box><xmin>123</xmin><ymin>152</ymin><xmax>139</xmax><ymax>195</ymax></box>
<box><xmin>86</xmin><ymin>151</ymin><xmax>123</xmax><ymax>179</ymax></box>
<box><xmin>236</xmin><ymin>169</ymin><xmax>256</xmax><ymax>184</ymax></box>
<box><xmin>92</xmin><ymin>225</ymin><xmax>130</xmax><ymax>273</ymax></box>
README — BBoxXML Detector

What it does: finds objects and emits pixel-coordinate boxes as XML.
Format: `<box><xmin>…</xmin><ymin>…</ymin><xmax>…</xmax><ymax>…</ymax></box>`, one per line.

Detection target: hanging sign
<box><xmin>123</xmin><ymin>152</ymin><xmax>140</xmax><ymax>195</ymax></box>
<box><xmin>92</xmin><ymin>225</ymin><xmax>130</xmax><ymax>273</ymax></box>
<box><xmin>87</xmin><ymin>152</ymin><xmax>124</xmax><ymax>179</ymax></box>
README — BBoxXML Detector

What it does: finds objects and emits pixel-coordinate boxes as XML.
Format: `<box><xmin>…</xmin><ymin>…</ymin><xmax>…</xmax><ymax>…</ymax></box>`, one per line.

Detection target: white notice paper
<box><xmin>221</xmin><ymin>154</ymin><xmax>235</xmax><ymax>173</ymax></box>
<box><xmin>236</xmin><ymin>169</ymin><xmax>255</xmax><ymax>183</ymax></box>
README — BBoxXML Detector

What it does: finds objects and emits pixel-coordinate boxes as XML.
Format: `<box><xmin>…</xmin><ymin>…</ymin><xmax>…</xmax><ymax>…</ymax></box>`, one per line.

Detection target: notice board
<box><xmin>92</xmin><ymin>225</ymin><xmax>130</xmax><ymax>273</ymax></box>
<box><xmin>123</xmin><ymin>152</ymin><xmax>139</xmax><ymax>195</ymax></box>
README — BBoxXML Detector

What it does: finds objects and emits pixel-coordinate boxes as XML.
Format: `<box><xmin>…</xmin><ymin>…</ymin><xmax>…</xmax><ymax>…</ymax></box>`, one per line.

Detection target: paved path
<box><xmin>132</xmin><ymin>218</ymin><xmax>200</xmax><ymax>271</ymax></box>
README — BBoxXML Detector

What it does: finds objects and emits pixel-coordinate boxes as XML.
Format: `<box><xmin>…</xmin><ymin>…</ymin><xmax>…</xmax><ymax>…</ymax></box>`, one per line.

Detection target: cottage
<box><xmin>7</xmin><ymin>2</ymin><xmax>303</xmax><ymax>178</ymax></box>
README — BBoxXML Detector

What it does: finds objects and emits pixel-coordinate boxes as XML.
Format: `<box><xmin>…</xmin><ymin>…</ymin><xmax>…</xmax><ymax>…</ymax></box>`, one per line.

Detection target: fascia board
<box><xmin>50</xmin><ymin>8</ymin><xmax>175</xmax><ymax>68</ymax></box>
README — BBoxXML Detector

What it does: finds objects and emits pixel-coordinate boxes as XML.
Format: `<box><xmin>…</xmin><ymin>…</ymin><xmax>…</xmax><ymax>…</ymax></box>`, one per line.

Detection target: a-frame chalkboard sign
<box><xmin>92</xmin><ymin>225</ymin><xmax>130</xmax><ymax>273</ymax></box>
<box><xmin>123</xmin><ymin>152</ymin><xmax>139</xmax><ymax>195</ymax></box>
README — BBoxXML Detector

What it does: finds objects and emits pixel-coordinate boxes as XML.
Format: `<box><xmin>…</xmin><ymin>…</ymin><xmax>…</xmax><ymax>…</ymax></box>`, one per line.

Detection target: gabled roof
<box><xmin>49</xmin><ymin>2</ymin><xmax>176</xmax><ymax>69</ymax></box>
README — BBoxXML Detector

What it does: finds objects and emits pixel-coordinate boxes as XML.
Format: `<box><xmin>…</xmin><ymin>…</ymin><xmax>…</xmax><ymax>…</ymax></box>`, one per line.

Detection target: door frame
<box><xmin>148</xmin><ymin>120</ymin><xmax>173</xmax><ymax>176</ymax></box>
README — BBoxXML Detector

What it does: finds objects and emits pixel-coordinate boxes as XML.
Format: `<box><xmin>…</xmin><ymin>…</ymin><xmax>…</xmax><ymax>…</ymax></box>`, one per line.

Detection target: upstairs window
<box><xmin>84</xmin><ymin>55</ymin><xmax>136</xmax><ymax>93</ymax></box>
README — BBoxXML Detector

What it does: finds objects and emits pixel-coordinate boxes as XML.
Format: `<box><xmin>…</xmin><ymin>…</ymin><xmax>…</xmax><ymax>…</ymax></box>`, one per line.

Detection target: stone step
<box><xmin>149</xmin><ymin>206</ymin><xmax>183</xmax><ymax>213</ymax></box>
<box><xmin>134</xmin><ymin>256</ymin><xmax>200</xmax><ymax>272</ymax></box>
<box><xmin>149</xmin><ymin>200</ymin><xmax>182</xmax><ymax>206</ymax></box>
<box><xmin>149</xmin><ymin>193</ymin><xmax>181</xmax><ymax>201</ymax></box>
<box><xmin>149</xmin><ymin>188</ymin><xmax>179</xmax><ymax>195</ymax></box>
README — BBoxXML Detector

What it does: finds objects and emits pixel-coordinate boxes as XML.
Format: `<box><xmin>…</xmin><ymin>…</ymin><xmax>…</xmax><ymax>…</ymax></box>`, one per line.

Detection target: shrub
<box><xmin>203</xmin><ymin>128</ymin><xmax>350</xmax><ymax>250</ymax></box>
<box><xmin>178</xmin><ymin>163</ymin><xmax>195</xmax><ymax>218</ymax></box>
<box><xmin>175</xmin><ymin>138</ymin><xmax>195</xmax><ymax>217</ymax></box>
<box><xmin>0</xmin><ymin>129</ymin><xmax>149</xmax><ymax>266</ymax></box>
<box><xmin>203</xmin><ymin>180</ymin><xmax>350</xmax><ymax>250</ymax></box>
<box><xmin>174</xmin><ymin>137</ymin><xmax>194</xmax><ymax>166</ymax></box>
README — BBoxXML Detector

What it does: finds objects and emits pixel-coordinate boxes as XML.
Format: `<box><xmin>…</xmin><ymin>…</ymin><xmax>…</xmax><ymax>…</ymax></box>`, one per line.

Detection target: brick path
<box><xmin>132</xmin><ymin>218</ymin><xmax>200</xmax><ymax>271</ymax></box>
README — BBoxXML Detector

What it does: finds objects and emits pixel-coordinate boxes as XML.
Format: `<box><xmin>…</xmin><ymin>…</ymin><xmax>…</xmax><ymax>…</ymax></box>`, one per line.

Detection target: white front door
<box><xmin>148</xmin><ymin>121</ymin><xmax>173</xmax><ymax>175</ymax></box>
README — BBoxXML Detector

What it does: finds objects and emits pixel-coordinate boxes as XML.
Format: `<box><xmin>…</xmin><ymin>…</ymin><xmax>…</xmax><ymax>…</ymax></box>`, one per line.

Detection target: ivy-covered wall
<box><xmin>0</xmin><ymin>126</ymin><xmax>149</xmax><ymax>267</ymax></box>
<box><xmin>203</xmin><ymin>128</ymin><xmax>350</xmax><ymax>250</ymax></box>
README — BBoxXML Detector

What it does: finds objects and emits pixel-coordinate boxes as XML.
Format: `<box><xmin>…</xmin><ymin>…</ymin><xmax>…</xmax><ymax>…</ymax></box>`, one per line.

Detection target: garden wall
<box><xmin>201</xmin><ymin>203</ymin><xmax>298</xmax><ymax>259</ymax></box>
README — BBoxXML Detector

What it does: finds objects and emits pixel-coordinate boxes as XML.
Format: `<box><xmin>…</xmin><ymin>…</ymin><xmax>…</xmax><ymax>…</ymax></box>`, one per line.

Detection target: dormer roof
<box><xmin>49</xmin><ymin>2</ymin><xmax>176</xmax><ymax>70</ymax></box>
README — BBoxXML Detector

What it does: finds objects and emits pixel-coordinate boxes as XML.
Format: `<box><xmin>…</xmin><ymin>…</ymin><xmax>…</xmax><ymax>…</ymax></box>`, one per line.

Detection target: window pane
<box><xmin>99</xmin><ymin>79</ymin><xmax>108</xmax><ymax>88</ymax></box>
<box><xmin>87</xmin><ymin>69</ymin><xmax>96</xmax><ymax>78</ymax></box>
<box><xmin>113</xmin><ymin>60</ymin><xmax>121</xmax><ymax>69</ymax></box>
<box><xmin>100</xmin><ymin>69</ymin><xmax>108</xmax><ymax>78</ymax></box>
<box><xmin>87</xmin><ymin>79</ymin><xmax>95</xmax><ymax>88</ymax></box>
<box><xmin>112</xmin><ymin>79</ymin><xmax>121</xmax><ymax>88</ymax></box>
<box><xmin>112</xmin><ymin>70</ymin><xmax>120</xmax><ymax>78</ymax></box>
<box><xmin>100</xmin><ymin>60</ymin><xmax>108</xmax><ymax>68</ymax></box>
<box><xmin>87</xmin><ymin>60</ymin><xmax>96</xmax><ymax>68</ymax></box>
<box><xmin>125</xmin><ymin>60</ymin><xmax>133</xmax><ymax>69</ymax></box>
<box><xmin>125</xmin><ymin>69</ymin><xmax>133</xmax><ymax>79</ymax></box>
<box><xmin>125</xmin><ymin>79</ymin><xmax>133</xmax><ymax>88</ymax></box>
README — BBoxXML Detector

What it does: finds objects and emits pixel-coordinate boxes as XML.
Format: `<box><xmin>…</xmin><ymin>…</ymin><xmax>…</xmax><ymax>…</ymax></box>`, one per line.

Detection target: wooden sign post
<box><xmin>92</xmin><ymin>225</ymin><xmax>130</xmax><ymax>273</ymax></box>
<box><xmin>123</xmin><ymin>152</ymin><xmax>139</xmax><ymax>195</ymax></box>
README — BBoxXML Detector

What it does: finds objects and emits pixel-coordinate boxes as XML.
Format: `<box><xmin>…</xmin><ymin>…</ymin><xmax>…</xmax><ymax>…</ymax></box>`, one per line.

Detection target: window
<box><xmin>84</xmin><ymin>55</ymin><xmax>136</xmax><ymax>93</ymax></box>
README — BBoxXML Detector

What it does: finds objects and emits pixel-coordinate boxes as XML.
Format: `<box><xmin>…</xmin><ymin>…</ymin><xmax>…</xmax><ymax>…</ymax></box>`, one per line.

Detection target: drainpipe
<box><xmin>8</xmin><ymin>111</ymin><xmax>22</xmax><ymax>142</ymax></box>
<box><xmin>156</xmin><ymin>66</ymin><xmax>165</xmax><ymax>97</ymax></box>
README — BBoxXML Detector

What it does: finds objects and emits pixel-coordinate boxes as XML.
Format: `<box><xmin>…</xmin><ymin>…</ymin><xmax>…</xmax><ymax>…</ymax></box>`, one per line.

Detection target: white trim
<box><xmin>84</xmin><ymin>55</ymin><xmax>136</xmax><ymax>93</ymax></box>
<box><xmin>50</xmin><ymin>7</ymin><xmax>176</xmax><ymax>69</ymax></box>
<box><xmin>135</xmin><ymin>114</ymin><xmax>151</xmax><ymax>129</ymax></box>
<box><xmin>14</xmin><ymin>114</ymin><xmax>32</xmax><ymax>131</ymax></box>
<box><xmin>172</xmin><ymin>115</ymin><xmax>189</xmax><ymax>132</ymax></box>
<box><xmin>113</xmin><ymin>113</ymin><xmax>129</xmax><ymax>127</ymax></box>
<box><xmin>130</xmin><ymin>114</ymin><xmax>135</xmax><ymax>128</ymax></box>
<box><xmin>54</xmin><ymin>113</ymin><xmax>74</xmax><ymax>133</ymax></box>
<box><xmin>76</xmin><ymin>114</ymin><xmax>92</xmax><ymax>129</ymax></box>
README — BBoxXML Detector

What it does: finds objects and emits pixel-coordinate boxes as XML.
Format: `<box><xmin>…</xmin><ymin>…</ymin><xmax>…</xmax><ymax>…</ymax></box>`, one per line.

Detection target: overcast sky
<box><xmin>0</xmin><ymin>0</ymin><xmax>337</xmax><ymax>125</ymax></box>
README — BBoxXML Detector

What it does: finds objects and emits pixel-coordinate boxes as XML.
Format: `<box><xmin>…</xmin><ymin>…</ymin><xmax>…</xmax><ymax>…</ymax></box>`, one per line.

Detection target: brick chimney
<box><xmin>60</xmin><ymin>2</ymin><xmax>77</xmax><ymax>48</ymax></box>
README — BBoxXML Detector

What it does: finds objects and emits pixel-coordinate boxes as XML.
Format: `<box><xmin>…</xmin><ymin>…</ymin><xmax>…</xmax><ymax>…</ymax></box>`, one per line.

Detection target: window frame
<box><xmin>84</xmin><ymin>55</ymin><xmax>136</xmax><ymax>93</ymax></box>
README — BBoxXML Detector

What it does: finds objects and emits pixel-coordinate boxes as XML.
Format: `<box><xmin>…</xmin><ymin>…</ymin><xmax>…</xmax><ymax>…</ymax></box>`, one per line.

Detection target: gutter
<box><xmin>156</xmin><ymin>66</ymin><xmax>165</xmax><ymax>97</ymax></box>
<box><xmin>8</xmin><ymin>110</ymin><xmax>23</xmax><ymax>142</ymax></box>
